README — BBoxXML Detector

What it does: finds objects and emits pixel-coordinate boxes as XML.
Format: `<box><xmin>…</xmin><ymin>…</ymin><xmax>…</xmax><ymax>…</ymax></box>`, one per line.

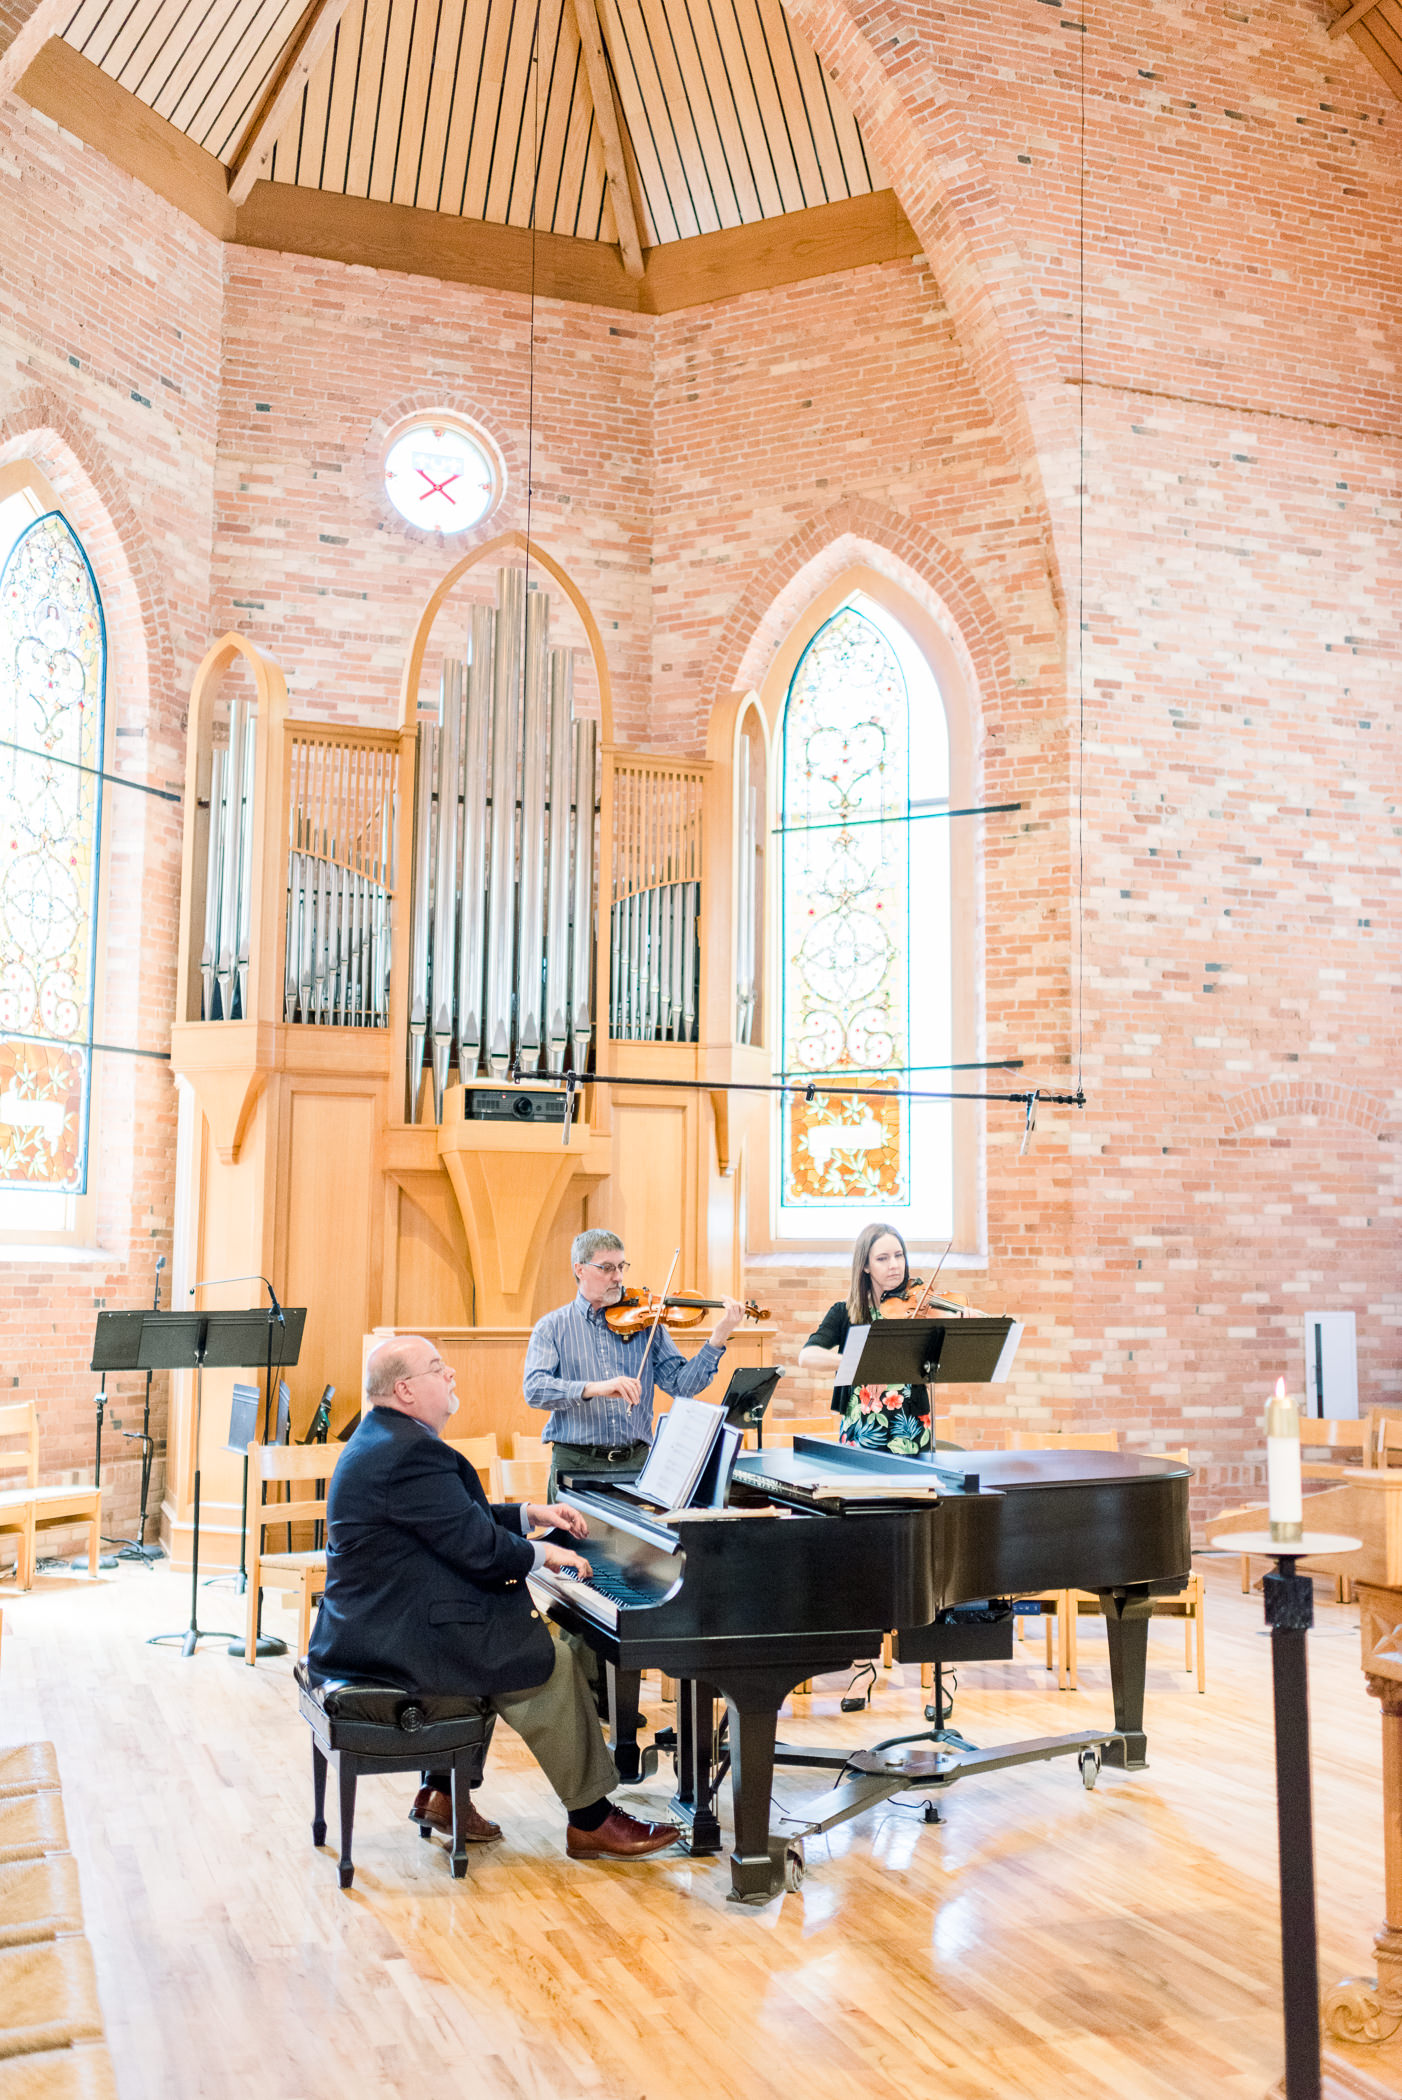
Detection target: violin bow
<box><xmin>637</xmin><ymin>1245</ymin><xmax>682</xmax><ymax>1382</ymax></box>
<box><xmin>909</xmin><ymin>1239</ymin><xmax>954</xmax><ymax>1316</ymax></box>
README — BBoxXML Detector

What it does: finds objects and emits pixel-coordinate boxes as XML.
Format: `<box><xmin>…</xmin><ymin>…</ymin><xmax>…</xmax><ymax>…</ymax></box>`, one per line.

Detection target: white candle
<box><xmin>1266</xmin><ymin>1375</ymin><xmax>1303</xmax><ymax>1543</ymax></box>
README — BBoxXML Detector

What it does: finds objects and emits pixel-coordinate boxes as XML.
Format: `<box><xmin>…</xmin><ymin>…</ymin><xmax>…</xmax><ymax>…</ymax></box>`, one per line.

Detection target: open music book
<box><xmin>617</xmin><ymin>1397</ymin><xmax>743</xmax><ymax>1512</ymax></box>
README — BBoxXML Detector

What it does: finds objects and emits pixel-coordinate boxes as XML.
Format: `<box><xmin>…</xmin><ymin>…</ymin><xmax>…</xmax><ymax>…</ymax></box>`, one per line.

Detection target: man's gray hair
<box><xmin>364</xmin><ymin>1336</ymin><xmax>428</xmax><ymax>1400</ymax></box>
<box><xmin>572</xmin><ymin>1227</ymin><xmax>624</xmax><ymax>1267</ymax></box>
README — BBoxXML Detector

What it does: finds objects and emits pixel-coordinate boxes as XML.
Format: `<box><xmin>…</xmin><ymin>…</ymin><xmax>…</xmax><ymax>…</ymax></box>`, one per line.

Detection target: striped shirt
<box><xmin>523</xmin><ymin>1292</ymin><xmax>727</xmax><ymax>1447</ymax></box>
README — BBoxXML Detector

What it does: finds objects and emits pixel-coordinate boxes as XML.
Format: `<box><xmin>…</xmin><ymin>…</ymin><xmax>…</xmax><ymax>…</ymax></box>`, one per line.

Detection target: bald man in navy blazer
<box><xmin>308</xmin><ymin>1334</ymin><xmax>678</xmax><ymax>1860</ymax></box>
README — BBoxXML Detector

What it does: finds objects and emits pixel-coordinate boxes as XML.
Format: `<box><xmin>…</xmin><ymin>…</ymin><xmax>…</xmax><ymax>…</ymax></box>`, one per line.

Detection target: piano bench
<box><xmin>294</xmin><ymin>1661</ymin><xmax>493</xmax><ymax>1889</ymax></box>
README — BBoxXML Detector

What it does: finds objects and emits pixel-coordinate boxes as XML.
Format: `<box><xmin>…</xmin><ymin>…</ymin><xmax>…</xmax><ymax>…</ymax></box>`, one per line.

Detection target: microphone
<box><xmin>190</xmin><ymin>1272</ymin><xmax>283</xmax><ymax>1318</ymax></box>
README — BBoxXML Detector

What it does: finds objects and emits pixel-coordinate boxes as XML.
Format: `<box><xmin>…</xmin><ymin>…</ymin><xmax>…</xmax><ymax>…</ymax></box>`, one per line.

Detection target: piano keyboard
<box><xmin>530</xmin><ymin>1553</ymin><xmax>678</xmax><ymax>1628</ymax></box>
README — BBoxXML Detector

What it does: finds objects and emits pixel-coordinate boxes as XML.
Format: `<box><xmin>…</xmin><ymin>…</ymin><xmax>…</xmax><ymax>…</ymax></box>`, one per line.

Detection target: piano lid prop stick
<box><xmin>637</xmin><ymin>1247</ymin><xmax>682</xmax><ymax>1383</ymax></box>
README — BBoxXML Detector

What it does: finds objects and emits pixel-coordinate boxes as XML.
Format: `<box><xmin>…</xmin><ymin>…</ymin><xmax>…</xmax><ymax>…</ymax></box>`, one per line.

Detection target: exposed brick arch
<box><xmin>1219</xmin><ymin>1079</ymin><xmax>1392</xmax><ymax>1138</ymax></box>
<box><xmin>0</xmin><ymin>389</ymin><xmax>177</xmax><ymax>745</ymax></box>
<box><xmin>781</xmin><ymin>0</ymin><xmax>1066</xmax><ymax>579</ymax></box>
<box><xmin>714</xmin><ymin>498</ymin><xmax>1013</xmax><ymax>720</ymax></box>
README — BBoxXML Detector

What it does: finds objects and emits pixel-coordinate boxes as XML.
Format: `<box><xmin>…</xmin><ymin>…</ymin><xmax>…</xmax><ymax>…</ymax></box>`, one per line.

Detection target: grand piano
<box><xmin>530</xmin><ymin>1438</ymin><xmax>1192</xmax><ymax>1902</ymax></box>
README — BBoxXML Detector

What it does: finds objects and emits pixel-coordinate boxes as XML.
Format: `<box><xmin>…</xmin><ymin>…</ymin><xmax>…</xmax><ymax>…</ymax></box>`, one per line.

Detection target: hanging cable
<box><xmin>1076</xmin><ymin>2</ymin><xmax>1088</xmax><ymax>1095</ymax></box>
<box><xmin>523</xmin><ymin>0</ymin><xmax>542</xmax><ymax>605</ymax></box>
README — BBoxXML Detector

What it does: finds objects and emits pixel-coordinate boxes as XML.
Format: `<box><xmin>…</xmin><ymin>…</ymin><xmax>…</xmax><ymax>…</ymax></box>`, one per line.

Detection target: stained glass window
<box><xmin>776</xmin><ymin>597</ymin><xmax>951</xmax><ymax>1239</ymax></box>
<box><xmin>0</xmin><ymin>509</ymin><xmax>106</xmax><ymax>1195</ymax></box>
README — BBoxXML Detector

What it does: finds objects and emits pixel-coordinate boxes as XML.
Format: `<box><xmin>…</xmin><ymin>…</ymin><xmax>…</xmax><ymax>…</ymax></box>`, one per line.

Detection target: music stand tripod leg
<box><xmin>149</xmin><ymin>1356</ymin><xmax>238</xmax><ymax>1656</ymax></box>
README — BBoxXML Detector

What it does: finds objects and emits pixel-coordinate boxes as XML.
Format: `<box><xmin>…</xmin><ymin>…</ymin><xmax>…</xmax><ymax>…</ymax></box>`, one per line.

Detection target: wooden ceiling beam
<box><xmin>226</xmin><ymin>0</ymin><xmax>361</xmax><ymax>205</ymax></box>
<box><xmin>15</xmin><ymin>38</ymin><xmax>236</xmax><ymax>237</ymax></box>
<box><xmin>566</xmin><ymin>0</ymin><xmax>645</xmax><ymax>280</ymax></box>
<box><xmin>1328</xmin><ymin>0</ymin><xmax>1385</xmax><ymax>37</ymax></box>
<box><xmin>12</xmin><ymin>42</ymin><xmax>923</xmax><ymax>308</ymax></box>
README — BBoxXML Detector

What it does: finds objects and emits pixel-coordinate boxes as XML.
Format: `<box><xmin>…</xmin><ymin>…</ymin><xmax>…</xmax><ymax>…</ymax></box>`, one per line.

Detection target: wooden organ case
<box><xmin>164</xmin><ymin>541</ymin><xmax>771</xmax><ymax>1568</ymax></box>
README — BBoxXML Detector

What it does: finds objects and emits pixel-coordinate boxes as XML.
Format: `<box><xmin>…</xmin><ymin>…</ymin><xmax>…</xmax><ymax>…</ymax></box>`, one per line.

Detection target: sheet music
<box><xmin>634</xmin><ymin>1397</ymin><xmax>725</xmax><ymax>1510</ymax></box>
<box><xmin>835</xmin><ymin>1322</ymin><xmax>871</xmax><ymax>1387</ymax></box>
<box><xmin>991</xmin><ymin>1321</ymin><xmax>1024</xmax><ymax>1383</ymax></box>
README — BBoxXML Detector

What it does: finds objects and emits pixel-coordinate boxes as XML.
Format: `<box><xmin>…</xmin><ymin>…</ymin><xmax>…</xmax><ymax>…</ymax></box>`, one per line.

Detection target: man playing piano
<box><xmin>525</xmin><ymin>1229</ymin><xmax>745</xmax><ymax>1497</ymax></box>
<box><xmin>307</xmin><ymin>1335</ymin><xmax>680</xmax><ymax>1861</ymax></box>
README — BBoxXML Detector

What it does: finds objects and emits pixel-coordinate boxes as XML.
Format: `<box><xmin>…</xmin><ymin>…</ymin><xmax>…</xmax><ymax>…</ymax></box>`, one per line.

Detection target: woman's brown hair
<box><xmin>846</xmin><ymin>1221</ymin><xmax>910</xmax><ymax>1325</ymax></box>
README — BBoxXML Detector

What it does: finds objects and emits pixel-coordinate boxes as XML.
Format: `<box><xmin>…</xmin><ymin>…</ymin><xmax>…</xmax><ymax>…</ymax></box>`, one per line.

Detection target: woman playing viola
<box><xmin>797</xmin><ymin>1221</ymin><xmax>932</xmax><ymax>1457</ymax></box>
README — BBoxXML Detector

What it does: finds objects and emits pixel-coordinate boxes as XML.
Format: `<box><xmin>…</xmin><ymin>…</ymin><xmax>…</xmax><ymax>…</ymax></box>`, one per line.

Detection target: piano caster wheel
<box><xmin>1079</xmin><ymin>1747</ymin><xmax>1101</xmax><ymax>1791</ymax></box>
<box><xmin>783</xmin><ymin>1841</ymin><xmax>805</xmax><ymax>1894</ymax></box>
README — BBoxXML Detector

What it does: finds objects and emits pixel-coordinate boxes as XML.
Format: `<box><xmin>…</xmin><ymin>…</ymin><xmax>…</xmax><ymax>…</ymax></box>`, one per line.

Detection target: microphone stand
<box><xmin>223</xmin><ymin>1273</ymin><xmax>288</xmax><ymax>1662</ymax></box>
<box><xmin>149</xmin><ymin>1324</ymin><xmax>239</xmax><ymax>1657</ymax></box>
<box><xmin>118</xmin><ymin>1256</ymin><xmax>165</xmax><ymax>1563</ymax></box>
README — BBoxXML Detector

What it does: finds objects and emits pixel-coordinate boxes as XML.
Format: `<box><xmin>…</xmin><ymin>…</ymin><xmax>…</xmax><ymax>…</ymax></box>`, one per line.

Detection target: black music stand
<box><xmin>833</xmin><ymin>1315</ymin><xmax>1022</xmax><ymax>1750</ymax></box>
<box><xmin>834</xmin><ymin>1316</ymin><xmax>1022</xmax><ymax>1454</ymax></box>
<box><xmin>721</xmin><ymin>1366</ymin><xmax>783</xmax><ymax>1448</ymax></box>
<box><xmin>93</xmin><ymin>1308</ymin><xmax>304</xmax><ymax>1657</ymax></box>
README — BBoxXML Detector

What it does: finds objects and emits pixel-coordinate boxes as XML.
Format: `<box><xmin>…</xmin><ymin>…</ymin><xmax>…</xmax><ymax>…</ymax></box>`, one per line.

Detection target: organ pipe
<box><xmin>403</xmin><ymin>567</ymin><xmax>599</xmax><ymax>1119</ymax></box>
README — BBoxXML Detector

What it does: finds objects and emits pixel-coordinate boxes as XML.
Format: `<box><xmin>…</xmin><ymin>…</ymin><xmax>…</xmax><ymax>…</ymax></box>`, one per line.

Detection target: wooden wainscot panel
<box><xmin>388</xmin><ymin>1168</ymin><xmax>474</xmax><ymax>1330</ymax></box>
<box><xmin>436</xmin><ymin>1088</ymin><xmax>611</xmax><ymax>1325</ymax></box>
<box><xmin>279</xmin><ymin>1088</ymin><xmax>379</xmax><ymax>1433</ymax></box>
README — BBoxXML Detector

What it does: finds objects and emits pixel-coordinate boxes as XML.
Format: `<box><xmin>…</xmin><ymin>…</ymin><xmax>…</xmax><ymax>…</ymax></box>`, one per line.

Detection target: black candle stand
<box><xmin>1217</xmin><ymin>1528</ymin><xmax>1361</xmax><ymax>2100</ymax></box>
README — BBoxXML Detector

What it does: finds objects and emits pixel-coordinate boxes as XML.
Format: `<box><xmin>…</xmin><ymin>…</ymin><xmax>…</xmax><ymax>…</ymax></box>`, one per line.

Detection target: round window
<box><xmin>383</xmin><ymin>421</ymin><xmax>498</xmax><ymax>533</ymax></box>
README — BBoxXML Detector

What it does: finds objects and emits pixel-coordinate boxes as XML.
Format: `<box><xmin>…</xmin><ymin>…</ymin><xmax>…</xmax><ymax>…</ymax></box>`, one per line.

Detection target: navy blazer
<box><xmin>307</xmin><ymin>1406</ymin><xmax>556</xmax><ymax>1696</ymax></box>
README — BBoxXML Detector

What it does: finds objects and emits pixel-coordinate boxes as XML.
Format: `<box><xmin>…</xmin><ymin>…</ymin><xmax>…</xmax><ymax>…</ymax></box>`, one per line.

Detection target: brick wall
<box><xmin>0</xmin><ymin>97</ymin><xmax>222</xmax><ymax>1541</ymax></box>
<box><xmin>2</xmin><ymin>0</ymin><xmax>1401</xmax><ymax>1547</ymax></box>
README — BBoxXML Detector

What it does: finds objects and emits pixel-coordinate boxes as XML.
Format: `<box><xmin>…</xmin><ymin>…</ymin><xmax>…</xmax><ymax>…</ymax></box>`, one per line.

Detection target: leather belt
<box><xmin>573</xmin><ymin>1442</ymin><xmax>640</xmax><ymax>1463</ymax></box>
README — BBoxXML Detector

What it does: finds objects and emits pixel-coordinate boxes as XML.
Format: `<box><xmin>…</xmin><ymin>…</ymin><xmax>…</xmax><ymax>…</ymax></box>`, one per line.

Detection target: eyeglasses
<box><xmin>586</xmin><ymin>1260</ymin><xmax>630</xmax><ymax>1277</ymax></box>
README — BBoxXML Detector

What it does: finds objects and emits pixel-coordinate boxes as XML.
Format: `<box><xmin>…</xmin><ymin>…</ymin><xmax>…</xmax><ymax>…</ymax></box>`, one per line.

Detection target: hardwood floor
<box><xmin>1</xmin><ymin>1556</ymin><xmax>1398</xmax><ymax>2100</ymax></box>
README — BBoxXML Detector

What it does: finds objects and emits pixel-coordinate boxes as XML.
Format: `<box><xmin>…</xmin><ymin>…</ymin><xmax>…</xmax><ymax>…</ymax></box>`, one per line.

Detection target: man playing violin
<box><xmin>524</xmin><ymin>1228</ymin><xmax>745</xmax><ymax>1498</ymax></box>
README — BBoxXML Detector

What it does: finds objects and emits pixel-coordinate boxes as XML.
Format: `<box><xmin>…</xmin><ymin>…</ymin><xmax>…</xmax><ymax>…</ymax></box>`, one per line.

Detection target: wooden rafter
<box><xmin>226</xmin><ymin>0</ymin><xmax>360</xmax><ymax>204</ymax></box>
<box><xmin>566</xmin><ymin>0</ymin><xmax>645</xmax><ymax>280</ymax></box>
<box><xmin>1328</xmin><ymin>0</ymin><xmax>1386</xmax><ymax>37</ymax></box>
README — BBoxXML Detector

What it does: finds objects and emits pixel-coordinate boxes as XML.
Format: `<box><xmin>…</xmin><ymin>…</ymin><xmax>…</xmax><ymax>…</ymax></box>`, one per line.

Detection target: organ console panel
<box><xmin>164</xmin><ymin>535</ymin><xmax>771</xmax><ymax>1568</ymax></box>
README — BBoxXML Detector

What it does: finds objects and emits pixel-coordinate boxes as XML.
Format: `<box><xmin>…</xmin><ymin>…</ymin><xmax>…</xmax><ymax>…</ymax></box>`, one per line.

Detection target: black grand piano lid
<box><xmin>733</xmin><ymin>1439</ymin><xmax>1191</xmax><ymax>1495</ymax></box>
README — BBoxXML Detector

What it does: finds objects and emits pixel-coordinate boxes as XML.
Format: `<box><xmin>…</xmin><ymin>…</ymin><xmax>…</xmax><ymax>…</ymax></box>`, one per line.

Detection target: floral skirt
<box><xmin>837</xmin><ymin>1384</ymin><xmax>932</xmax><ymax>1457</ymax></box>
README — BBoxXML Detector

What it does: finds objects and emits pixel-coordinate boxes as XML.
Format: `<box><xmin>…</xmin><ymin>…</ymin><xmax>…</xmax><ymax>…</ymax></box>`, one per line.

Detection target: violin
<box><xmin>603</xmin><ymin>1287</ymin><xmax>770</xmax><ymax>1338</ymax></box>
<box><xmin>880</xmin><ymin>1276</ymin><xmax>977</xmax><ymax>1320</ymax></box>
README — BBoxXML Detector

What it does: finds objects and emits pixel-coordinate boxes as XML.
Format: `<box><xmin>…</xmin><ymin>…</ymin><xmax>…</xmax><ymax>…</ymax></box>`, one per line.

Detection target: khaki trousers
<box><xmin>430</xmin><ymin>1638</ymin><xmax>618</xmax><ymax>1814</ymax></box>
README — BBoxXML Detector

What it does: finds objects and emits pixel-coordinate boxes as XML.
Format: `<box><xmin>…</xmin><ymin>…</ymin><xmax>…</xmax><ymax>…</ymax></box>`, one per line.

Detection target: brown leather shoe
<box><xmin>566</xmin><ymin>1807</ymin><xmax>680</xmax><ymax>1860</ymax></box>
<box><xmin>408</xmin><ymin>1787</ymin><xmax>502</xmax><ymax>1842</ymax></box>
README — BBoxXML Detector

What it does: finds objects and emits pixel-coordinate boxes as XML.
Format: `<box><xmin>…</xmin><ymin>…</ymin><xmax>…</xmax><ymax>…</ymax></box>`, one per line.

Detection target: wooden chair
<box><xmin>1373</xmin><ymin>1415</ymin><xmax>1402</xmax><ymax>1468</ymax></box>
<box><xmin>1237</xmin><ymin>1417</ymin><xmax>1375</xmax><ymax>1598</ymax></box>
<box><xmin>500</xmin><ymin>1454</ymin><xmax>550</xmax><ymax>1502</ymax></box>
<box><xmin>1054</xmin><ymin>1450</ymin><xmax>1206</xmax><ymax>1693</ymax></box>
<box><xmin>443</xmin><ymin>1433</ymin><xmax>501</xmax><ymax>1501</ymax></box>
<box><xmin>243</xmin><ymin>1441</ymin><xmax>343</xmax><ymax>1666</ymax></box>
<box><xmin>1004</xmin><ymin>1429</ymin><xmax>1121</xmax><ymax>1688</ymax></box>
<box><xmin>0</xmin><ymin>1403</ymin><xmax>103</xmax><ymax>1590</ymax></box>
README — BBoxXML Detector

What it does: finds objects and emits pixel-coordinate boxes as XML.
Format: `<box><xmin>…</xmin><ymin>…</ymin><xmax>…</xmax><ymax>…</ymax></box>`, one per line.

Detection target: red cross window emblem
<box><xmin>384</xmin><ymin>423</ymin><xmax>496</xmax><ymax>532</ymax></box>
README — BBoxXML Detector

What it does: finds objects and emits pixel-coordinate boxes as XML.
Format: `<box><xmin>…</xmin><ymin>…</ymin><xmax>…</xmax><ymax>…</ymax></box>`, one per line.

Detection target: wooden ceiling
<box><xmin>1325</xmin><ymin>0</ymin><xmax>1402</xmax><ymax>105</ymax></box>
<box><xmin>7</xmin><ymin>0</ymin><xmax>911</xmax><ymax>305</ymax></box>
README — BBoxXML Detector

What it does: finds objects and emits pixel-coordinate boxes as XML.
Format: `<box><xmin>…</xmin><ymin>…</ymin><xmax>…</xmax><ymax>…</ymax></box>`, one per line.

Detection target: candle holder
<box><xmin>1217</xmin><ymin>1530</ymin><xmax>1370</xmax><ymax>2100</ymax></box>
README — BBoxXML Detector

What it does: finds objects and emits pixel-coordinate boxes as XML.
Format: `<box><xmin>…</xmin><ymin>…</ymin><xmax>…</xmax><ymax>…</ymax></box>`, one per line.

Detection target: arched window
<box><xmin>0</xmin><ymin>493</ymin><xmax>107</xmax><ymax>1223</ymax></box>
<box><xmin>776</xmin><ymin>593</ymin><xmax>951</xmax><ymax>1240</ymax></box>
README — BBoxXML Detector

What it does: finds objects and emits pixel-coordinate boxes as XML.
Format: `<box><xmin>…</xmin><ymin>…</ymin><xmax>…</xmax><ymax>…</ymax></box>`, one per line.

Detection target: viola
<box><xmin>603</xmin><ymin>1287</ymin><xmax>770</xmax><ymax>1338</ymax></box>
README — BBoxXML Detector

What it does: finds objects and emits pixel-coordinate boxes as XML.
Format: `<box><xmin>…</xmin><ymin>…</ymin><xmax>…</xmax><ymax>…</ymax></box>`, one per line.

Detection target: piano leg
<box><xmin>1098</xmin><ymin>1586</ymin><xmax>1153</xmax><ymax>1768</ymax></box>
<box><xmin>670</xmin><ymin>1679</ymin><xmax>723</xmax><ymax>1856</ymax></box>
<box><xmin>606</xmin><ymin>1664</ymin><xmax>647</xmax><ymax>1784</ymax></box>
<box><xmin>718</xmin><ymin>1667</ymin><xmax>813</xmax><ymax>1903</ymax></box>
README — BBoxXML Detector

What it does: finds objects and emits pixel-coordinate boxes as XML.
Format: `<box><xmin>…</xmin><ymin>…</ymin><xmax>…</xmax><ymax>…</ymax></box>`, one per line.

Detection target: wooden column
<box><xmin>1324</xmin><ymin>1581</ymin><xmax>1402</xmax><ymax>2049</ymax></box>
